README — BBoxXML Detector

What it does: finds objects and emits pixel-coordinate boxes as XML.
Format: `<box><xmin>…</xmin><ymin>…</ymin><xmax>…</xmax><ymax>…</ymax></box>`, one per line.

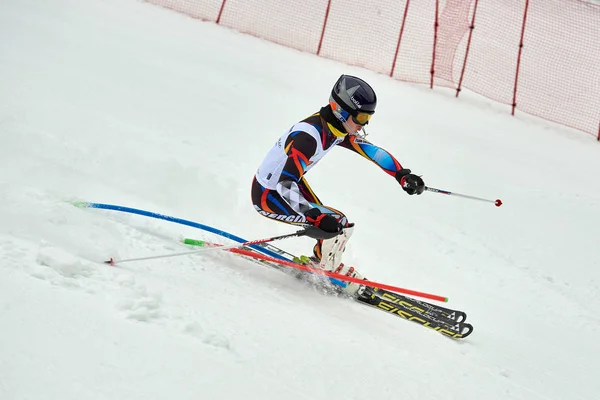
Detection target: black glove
<box><xmin>305</xmin><ymin>208</ymin><xmax>343</xmax><ymax>233</ymax></box>
<box><xmin>395</xmin><ymin>168</ymin><xmax>425</xmax><ymax>195</ymax></box>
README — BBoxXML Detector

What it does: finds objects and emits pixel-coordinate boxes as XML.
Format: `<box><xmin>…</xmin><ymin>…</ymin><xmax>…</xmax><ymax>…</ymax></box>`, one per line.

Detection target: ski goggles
<box><xmin>330</xmin><ymin>100</ymin><xmax>373</xmax><ymax>126</ymax></box>
<box><xmin>352</xmin><ymin>112</ymin><xmax>373</xmax><ymax>125</ymax></box>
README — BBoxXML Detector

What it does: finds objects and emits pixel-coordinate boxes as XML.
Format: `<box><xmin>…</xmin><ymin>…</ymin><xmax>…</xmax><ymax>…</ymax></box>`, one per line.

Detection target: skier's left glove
<box><xmin>395</xmin><ymin>168</ymin><xmax>425</xmax><ymax>195</ymax></box>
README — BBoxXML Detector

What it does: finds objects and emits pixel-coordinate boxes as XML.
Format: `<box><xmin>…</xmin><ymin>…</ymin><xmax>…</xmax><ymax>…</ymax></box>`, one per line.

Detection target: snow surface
<box><xmin>1</xmin><ymin>0</ymin><xmax>600</xmax><ymax>399</ymax></box>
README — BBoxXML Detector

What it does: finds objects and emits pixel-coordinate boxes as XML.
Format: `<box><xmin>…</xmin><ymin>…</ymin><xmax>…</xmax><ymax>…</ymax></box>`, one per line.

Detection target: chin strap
<box><xmin>341</xmin><ymin>120</ymin><xmax>369</xmax><ymax>139</ymax></box>
<box><xmin>349</xmin><ymin>127</ymin><xmax>369</xmax><ymax>139</ymax></box>
<box><xmin>356</xmin><ymin>126</ymin><xmax>368</xmax><ymax>139</ymax></box>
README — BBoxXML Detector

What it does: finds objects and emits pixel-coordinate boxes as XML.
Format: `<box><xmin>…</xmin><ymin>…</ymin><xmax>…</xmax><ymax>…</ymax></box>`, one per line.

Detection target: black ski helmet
<box><xmin>329</xmin><ymin>75</ymin><xmax>377</xmax><ymax>124</ymax></box>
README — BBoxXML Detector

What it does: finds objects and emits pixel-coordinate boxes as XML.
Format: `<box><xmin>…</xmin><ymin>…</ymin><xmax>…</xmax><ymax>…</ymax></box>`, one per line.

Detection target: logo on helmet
<box><xmin>350</xmin><ymin>96</ymin><xmax>362</xmax><ymax>109</ymax></box>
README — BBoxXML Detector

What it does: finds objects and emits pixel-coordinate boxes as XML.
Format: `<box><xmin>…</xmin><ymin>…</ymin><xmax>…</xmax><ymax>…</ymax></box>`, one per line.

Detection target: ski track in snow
<box><xmin>0</xmin><ymin>191</ymin><xmax>234</xmax><ymax>352</ymax></box>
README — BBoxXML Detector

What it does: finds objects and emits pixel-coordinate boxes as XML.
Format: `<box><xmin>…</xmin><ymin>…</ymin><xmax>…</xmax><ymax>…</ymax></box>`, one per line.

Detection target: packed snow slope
<box><xmin>1</xmin><ymin>0</ymin><xmax>599</xmax><ymax>399</ymax></box>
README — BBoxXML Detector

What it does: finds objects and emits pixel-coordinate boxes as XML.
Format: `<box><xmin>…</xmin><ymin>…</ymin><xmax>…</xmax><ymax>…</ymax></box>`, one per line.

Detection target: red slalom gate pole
<box><xmin>226</xmin><ymin>246</ymin><xmax>448</xmax><ymax>303</ymax></box>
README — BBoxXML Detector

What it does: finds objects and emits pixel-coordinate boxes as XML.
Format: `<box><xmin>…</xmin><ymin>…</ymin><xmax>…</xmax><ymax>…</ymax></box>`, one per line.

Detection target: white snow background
<box><xmin>1</xmin><ymin>0</ymin><xmax>600</xmax><ymax>399</ymax></box>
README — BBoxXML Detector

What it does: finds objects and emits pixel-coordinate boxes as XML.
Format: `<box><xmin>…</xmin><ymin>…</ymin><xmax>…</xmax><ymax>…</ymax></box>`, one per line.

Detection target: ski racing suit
<box><xmin>252</xmin><ymin>105</ymin><xmax>407</xmax><ymax>265</ymax></box>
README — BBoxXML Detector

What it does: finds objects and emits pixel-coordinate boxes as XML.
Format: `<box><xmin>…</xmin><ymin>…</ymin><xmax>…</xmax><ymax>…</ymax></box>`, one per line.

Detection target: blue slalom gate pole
<box><xmin>72</xmin><ymin>201</ymin><xmax>347</xmax><ymax>287</ymax></box>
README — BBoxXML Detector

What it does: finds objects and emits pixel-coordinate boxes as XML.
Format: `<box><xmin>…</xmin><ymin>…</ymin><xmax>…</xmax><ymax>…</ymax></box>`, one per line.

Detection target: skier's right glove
<box><xmin>305</xmin><ymin>208</ymin><xmax>343</xmax><ymax>233</ymax></box>
<box><xmin>395</xmin><ymin>168</ymin><xmax>425</xmax><ymax>195</ymax></box>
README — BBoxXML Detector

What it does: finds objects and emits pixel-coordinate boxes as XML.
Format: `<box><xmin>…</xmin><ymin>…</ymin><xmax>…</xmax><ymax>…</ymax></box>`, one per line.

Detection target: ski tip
<box><xmin>444</xmin><ymin>297</ymin><xmax>449</xmax><ymax>303</ymax></box>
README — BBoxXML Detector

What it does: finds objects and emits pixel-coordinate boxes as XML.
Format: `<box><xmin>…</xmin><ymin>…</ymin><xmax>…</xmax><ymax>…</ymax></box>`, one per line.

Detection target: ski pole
<box><xmin>104</xmin><ymin>228</ymin><xmax>312</xmax><ymax>266</ymax></box>
<box><xmin>425</xmin><ymin>186</ymin><xmax>503</xmax><ymax>207</ymax></box>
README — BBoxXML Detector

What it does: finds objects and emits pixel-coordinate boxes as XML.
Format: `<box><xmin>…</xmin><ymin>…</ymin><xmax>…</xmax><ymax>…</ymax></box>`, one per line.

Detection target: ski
<box><xmin>251</xmin><ymin>245</ymin><xmax>474</xmax><ymax>338</ymax></box>
<box><xmin>368</xmin><ymin>287</ymin><xmax>468</xmax><ymax>324</ymax></box>
<box><xmin>356</xmin><ymin>286</ymin><xmax>473</xmax><ymax>339</ymax></box>
<box><xmin>291</xmin><ymin>271</ymin><xmax>473</xmax><ymax>339</ymax></box>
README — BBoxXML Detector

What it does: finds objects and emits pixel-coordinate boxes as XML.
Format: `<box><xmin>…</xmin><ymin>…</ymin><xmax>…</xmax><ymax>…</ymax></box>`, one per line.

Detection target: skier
<box><xmin>251</xmin><ymin>74</ymin><xmax>425</xmax><ymax>294</ymax></box>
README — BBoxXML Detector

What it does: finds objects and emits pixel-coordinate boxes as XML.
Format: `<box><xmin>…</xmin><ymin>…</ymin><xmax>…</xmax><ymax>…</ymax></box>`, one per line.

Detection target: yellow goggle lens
<box><xmin>353</xmin><ymin>112</ymin><xmax>372</xmax><ymax>125</ymax></box>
